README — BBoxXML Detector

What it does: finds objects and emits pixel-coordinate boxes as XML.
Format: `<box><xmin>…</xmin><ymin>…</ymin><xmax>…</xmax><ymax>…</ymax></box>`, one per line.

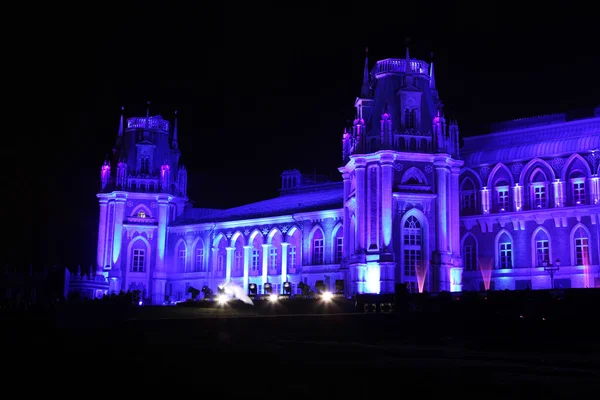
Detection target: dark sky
<box><xmin>5</xmin><ymin>1</ymin><xmax>599</xmax><ymax>268</ymax></box>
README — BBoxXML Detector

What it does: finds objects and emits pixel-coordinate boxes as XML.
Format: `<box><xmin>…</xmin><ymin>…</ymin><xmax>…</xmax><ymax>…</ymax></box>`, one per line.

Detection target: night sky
<box><xmin>5</xmin><ymin>1</ymin><xmax>598</xmax><ymax>268</ymax></box>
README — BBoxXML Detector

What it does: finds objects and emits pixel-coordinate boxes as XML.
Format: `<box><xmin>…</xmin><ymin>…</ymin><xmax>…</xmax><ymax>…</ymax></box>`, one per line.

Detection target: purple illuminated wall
<box><xmin>89</xmin><ymin>52</ymin><xmax>600</xmax><ymax>304</ymax></box>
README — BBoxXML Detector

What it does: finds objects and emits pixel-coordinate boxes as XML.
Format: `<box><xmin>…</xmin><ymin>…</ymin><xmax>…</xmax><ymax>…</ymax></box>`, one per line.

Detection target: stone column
<box><xmin>380</xmin><ymin>154</ymin><xmax>394</xmax><ymax>252</ymax></box>
<box><xmin>513</xmin><ymin>184</ymin><xmax>523</xmax><ymax>211</ymax></box>
<box><xmin>225</xmin><ymin>246</ymin><xmax>235</xmax><ymax>283</ymax></box>
<box><xmin>480</xmin><ymin>187</ymin><xmax>490</xmax><ymax>214</ymax></box>
<box><xmin>341</xmin><ymin>172</ymin><xmax>351</xmax><ymax>260</ymax></box>
<box><xmin>96</xmin><ymin>196</ymin><xmax>109</xmax><ymax>275</ymax></box>
<box><xmin>243</xmin><ymin>245</ymin><xmax>252</xmax><ymax>292</ymax></box>
<box><xmin>552</xmin><ymin>179</ymin><xmax>565</xmax><ymax>207</ymax></box>
<box><xmin>152</xmin><ymin>194</ymin><xmax>169</xmax><ymax>304</ymax></box>
<box><xmin>261</xmin><ymin>243</ymin><xmax>270</xmax><ymax>287</ymax></box>
<box><xmin>281</xmin><ymin>242</ymin><xmax>290</xmax><ymax>283</ymax></box>
<box><xmin>111</xmin><ymin>193</ymin><xmax>127</xmax><ymax>271</ymax></box>
<box><xmin>355</xmin><ymin>159</ymin><xmax>366</xmax><ymax>252</ymax></box>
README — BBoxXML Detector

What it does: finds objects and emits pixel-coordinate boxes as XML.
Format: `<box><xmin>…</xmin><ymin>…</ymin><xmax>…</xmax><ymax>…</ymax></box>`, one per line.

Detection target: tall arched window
<box><xmin>573</xmin><ymin>227</ymin><xmax>590</xmax><ymax>266</ymax></box>
<box><xmin>403</xmin><ymin>216</ymin><xmax>421</xmax><ymax>277</ymax></box>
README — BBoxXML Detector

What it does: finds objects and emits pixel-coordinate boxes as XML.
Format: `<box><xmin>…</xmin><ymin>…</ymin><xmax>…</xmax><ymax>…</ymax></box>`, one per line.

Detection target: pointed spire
<box><xmin>360</xmin><ymin>47</ymin><xmax>370</xmax><ymax>97</ymax></box>
<box><xmin>118</xmin><ymin>106</ymin><xmax>124</xmax><ymax>137</ymax></box>
<box><xmin>77</xmin><ymin>264</ymin><xmax>81</xmax><ymax>275</ymax></box>
<box><xmin>429</xmin><ymin>52</ymin><xmax>436</xmax><ymax>89</ymax></box>
<box><xmin>405</xmin><ymin>45</ymin><xmax>412</xmax><ymax>74</ymax></box>
<box><xmin>145</xmin><ymin>100</ymin><xmax>151</xmax><ymax>128</ymax></box>
<box><xmin>172</xmin><ymin>109</ymin><xmax>179</xmax><ymax>150</ymax></box>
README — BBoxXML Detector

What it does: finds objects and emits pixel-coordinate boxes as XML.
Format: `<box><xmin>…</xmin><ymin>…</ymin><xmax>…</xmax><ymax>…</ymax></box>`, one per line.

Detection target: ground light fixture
<box><xmin>322</xmin><ymin>291</ymin><xmax>333</xmax><ymax>302</ymax></box>
<box><xmin>216</xmin><ymin>294</ymin><xmax>228</xmax><ymax>304</ymax></box>
<box><xmin>269</xmin><ymin>294</ymin><xmax>279</xmax><ymax>302</ymax></box>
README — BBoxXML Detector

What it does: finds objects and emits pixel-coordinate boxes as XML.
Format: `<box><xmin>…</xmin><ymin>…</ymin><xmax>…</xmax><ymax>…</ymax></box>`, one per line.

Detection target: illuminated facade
<box><xmin>94</xmin><ymin>51</ymin><xmax>600</xmax><ymax>304</ymax></box>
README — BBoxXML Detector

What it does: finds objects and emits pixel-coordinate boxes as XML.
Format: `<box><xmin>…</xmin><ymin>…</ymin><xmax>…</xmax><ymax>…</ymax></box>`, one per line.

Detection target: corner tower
<box><xmin>339</xmin><ymin>49</ymin><xmax>463</xmax><ymax>295</ymax></box>
<box><xmin>96</xmin><ymin>103</ymin><xmax>188</xmax><ymax>304</ymax></box>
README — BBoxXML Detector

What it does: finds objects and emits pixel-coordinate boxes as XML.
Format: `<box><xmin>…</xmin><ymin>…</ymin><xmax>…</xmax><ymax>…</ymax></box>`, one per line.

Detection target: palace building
<box><xmin>93</xmin><ymin>50</ymin><xmax>600</xmax><ymax>304</ymax></box>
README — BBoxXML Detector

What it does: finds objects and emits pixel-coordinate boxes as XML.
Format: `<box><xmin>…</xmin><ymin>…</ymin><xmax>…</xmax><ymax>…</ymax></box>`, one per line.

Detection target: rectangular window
<box><xmin>313</xmin><ymin>239</ymin><xmax>324</xmax><ymax>265</ymax></box>
<box><xmin>289</xmin><ymin>245</ymin><xmax>297</xmax><ymax>268</ymax></box>
<box><xmin>575</xmin><ymin>237</ymin><xmax>589</xmax><ymax>265</ymax></box>
<box><xmin>335</xmin><ymin>237</ymin><xmax>343</xmax><ymax>263</ymax></box>
<box><xmin>403</xmin><ymin>250</ymin><xmax>420</xmax><ymax>276</ymax></box>
<box><xmin>573</xmin><ymin>181</ymin><xmax>585</xmax><ymax>204</ymax></box>
<box><xmin>132</xmin><ymin>249</ymin><xmax>145</xmax><ymax>272</ymax></box>
<box><xmin>195</xmin><ymin>248</ymin><xmax>204</xmax><ymax>272</ymax></box>
<box><xmin>535</xmin><ymin>240</ymin><xmax>549</xmax><ymax>266</ymax></box>
<box><xmin>460</xmin><ymin>192</ymin><xmax>475</xmax><ymax>214</ymax></box>
<box><xmin>178</xmin><ymin>249</ymin><xmax>186</xmax><ymax>272</ymax></box>
<box><xmin>533</xmin><ymin>185</ymin><xmax>546</xmax><ymax>208</ymax></box>
<box><xmin>269</xmin><ymin>247</ymin><xmax>277</xmax><ymax>269</ymax></box>
<box><xmin>464</xmin><ymin>245</ymin><xmax>473</xmax><ymax>270</ymax></box>
<box><xmin>497</xmin><ymin>187</ymin><xmax>509</xmax><ymax>211</ymax></box>
<box><xmin>252</xmin><ymin>249</ymin><xmax>260</xmax><ymax>271</ymax></box>
<box><xmin>235</xmin><ymin>251</ymin><xmax>243</xmax><ymax>272</ymax></box>
<box><xmin>499</xmin><ymin>242</ymin><xmax>512</xmax><ymax>269</ymax></box>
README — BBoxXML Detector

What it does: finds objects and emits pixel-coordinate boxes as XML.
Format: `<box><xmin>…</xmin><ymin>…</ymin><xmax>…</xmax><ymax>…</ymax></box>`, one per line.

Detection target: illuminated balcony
<box><xmin>126</xmin><ymin>116</ymin><xmax>170</xmax><ymax>133</ymax></box>
<box><xmin>372</xmin><ymin>58</ymin><xmax>430</xmax><ymax>78</ymax></box>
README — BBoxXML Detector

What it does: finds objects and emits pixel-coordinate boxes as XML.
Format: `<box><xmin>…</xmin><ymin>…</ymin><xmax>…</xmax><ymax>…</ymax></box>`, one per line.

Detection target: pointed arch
<box><xmin>460</xmin><ymin>232</ymin><xmax>478</xmax><ymax>271</ymax></box>
<box><xmin>460</xmin><ymin>167</ymin><xmax>483</xmax><ymax>188</ymax></box>
<box><xmin>519</xmin><ymin>158</ymin><xmax>556</xmax><ymax>186</ymax></box>
<box><xmin>494</xmin><ymin>228</ymin><xmax>514</xmax><ymax>269</ymax></box>
<box><xmin>230</xmin><ymin>231</ymin><xmax>245</xmax><ymax>276</ymax></box>
<box><xmin>126</xmin><ymin>235</ymin><xmax>151</xmax><ymax>273</ymax></box>
<box><xmin>248</xmin><ymin>229</ymin><xmax>262</xmax><ymax>243</ymax></box>
<box><xmin>130</xmin><ymin>203</ymin><xmax>153</xmax><ymax>218</ymax></box>
<box><xmin>460</xmin><ymin>176</ymin><xmax>477</xmax><ymax>190</ymax></box>
<box><xmin>331</xmin><ymin>221</ymin><xmax>344</xmax><ymax>263</ymax></box>
<box><xmin>266</xmin><ymin>228</ymin><xmax>283</xmax><ymax>272</ymax></box>
<box><xmin>561</xmin><ymin>153</ymin><xmax>593</xmax><ymax>181</ymax></box>
<box><xmin>530</xmin><ymin>225</ymin><xmax>552</xmax><ymax>268</ymax></box>
<box><xmin>286</xmin><ymin>226</ymin><xmax>302</xmax><ymax>270</ymax></box>
<box><xmin>487</xmin><ymin>163</ymin><xmax>514</xmax><ymax>188</ymax></box>
<box><xmin>267</xmin><ymin>227</ymin><xmax>283</xmax><ymax>244</ymax></box>
<box><xmin>230</xmin><ymin>230</ymin><xmax>245</xmax><ymax>247</ymax></box>
<box><xmin>248</xmin><ymin>229</ymin><xmax>264</xmax><ymax>276</ymax></box>
<box><xmin>212</xmin><ymin>232</ymin><xmax>225</xmax><ymax>248</ymax></box>
<box><xmin>308</xmin><ymin>224</ymin><xmax>325</xmax><ymax>265</ymax></box>
<box><xmin>285</xmin><ymin>225</ymin><xmax>301</xmax><ymax>240</ymax></box>
<box><xmin>173</xmin><ymin>237</ymin><xmax>187</xmax><ymax>272</ymax></box>
<box><xmin>401</xmin><ymin>166</ymin><xmax>428</xmax><ymax>185</ymax></box>
<box><xmin>569</xmin><ymin>223</ymin><xmax>592</xmax><ymax>266</ymax></box>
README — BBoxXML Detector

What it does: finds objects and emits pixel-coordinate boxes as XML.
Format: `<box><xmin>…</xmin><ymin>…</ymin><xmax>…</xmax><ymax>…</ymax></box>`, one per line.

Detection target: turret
<box><xmin>177</xmin><ymin>165</ymin><xmax>187</xmax><ymax>196</ymax></box>
<box><xmin>342</xmin><ymin>127</ymin><xmax>352</xmax><ymax>162</ymax></box>
<box><xmin>160</xmin><ymin>157</ymin><xmax>171</xmax><ymax>192</ymax></box>
<box><xmin>100</xmin><ymin>159</ymin><xmax>110</xmax><ymax>190</ymax></box>
<box><xmin>380</xmin><ymin>102</ymin><xmax>393</xmax><ymax>149</ymax></box>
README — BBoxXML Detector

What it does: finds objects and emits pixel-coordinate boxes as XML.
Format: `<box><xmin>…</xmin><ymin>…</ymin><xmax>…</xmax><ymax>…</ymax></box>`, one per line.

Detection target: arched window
<box><xmin>403</xmin><ymin>216</ymin><xmax>421</xmax><ymax>277</ymax></box>
<box><xmin>573</xmin><ymin>226</ymin><xmax>590</xmax><ymax>266</ymax></box>
<box><xmin>311</xmin><ymin>228</ymin><xmax>324</xmax><ymax>265</ymax></box>
<box><xmin>495</xmin><ymin>231</ymin><xmax>513</xmax><ymax>269</ymax></box>
<box><xmin>531</xmin><ymin>228</ymin><xmax>550</xmax><ymax>267</ymax></box>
